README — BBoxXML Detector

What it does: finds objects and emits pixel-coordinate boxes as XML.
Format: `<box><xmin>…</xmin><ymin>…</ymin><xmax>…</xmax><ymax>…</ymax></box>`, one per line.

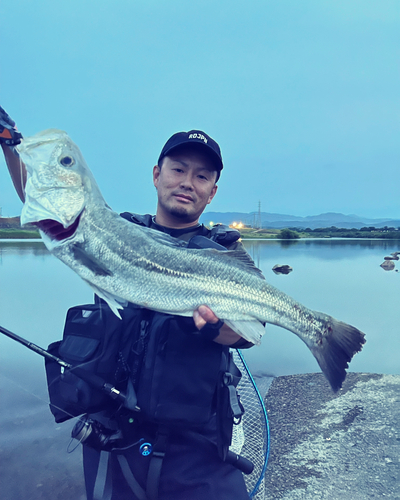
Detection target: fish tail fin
<box><xmin>311</xmin><ymin>316</ymin><xmax>366</xmax><ymax>392</ymax></box>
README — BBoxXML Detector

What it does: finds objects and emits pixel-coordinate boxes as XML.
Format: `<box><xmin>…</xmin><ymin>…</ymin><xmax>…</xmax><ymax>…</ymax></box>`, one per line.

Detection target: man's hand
<box><xmin>0</xmin><ymin>106</ymin><xmax>23</xmax><ymax>146</ymax></box>
<box><xmin>193</xmin><ymin>305</ymin><xmax>243</xmax><ymax>345</ymax></box>
<box><xmin>0</xmin><ymin>106</ymin><xmax>26</xmax><ymax>202</ymax></box>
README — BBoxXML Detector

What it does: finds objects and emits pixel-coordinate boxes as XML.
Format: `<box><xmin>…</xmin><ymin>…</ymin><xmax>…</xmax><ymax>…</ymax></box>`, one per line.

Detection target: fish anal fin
<box><xmin>83</xmin><ymin>280</ymin><xmax>124</xmax><ymax>319</ymax></box>
<box><xmin>224</xmin><ymin>319</ymin><xmax>265</xmax><ymax>346</ymax></box>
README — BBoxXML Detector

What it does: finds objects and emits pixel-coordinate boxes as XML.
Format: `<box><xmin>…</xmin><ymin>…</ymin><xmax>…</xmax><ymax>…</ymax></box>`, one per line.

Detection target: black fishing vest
<box><xmin>119</xmin><ymin>213</ymin><xmax>242</xmax><ymax>428</ymax></box>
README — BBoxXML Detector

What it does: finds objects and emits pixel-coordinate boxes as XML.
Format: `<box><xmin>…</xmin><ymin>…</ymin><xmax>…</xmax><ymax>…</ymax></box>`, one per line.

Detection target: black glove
<box><xmin>0</xmin><ymin>106</ymin><xmax>23</xmax><ymax>146</ymax></box>
<box><xmin>198</xmin><ymin>318</ymin><xmax>224</xmax><ymax>341</ymax></box>
<box><xmin>175</xmin><ymin>316</ymin><xmax>224</xmax><ymax>341</ymax></box>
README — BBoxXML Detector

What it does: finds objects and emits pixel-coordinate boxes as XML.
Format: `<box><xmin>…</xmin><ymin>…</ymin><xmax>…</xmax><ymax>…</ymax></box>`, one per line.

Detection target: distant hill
<box><xmin>200</xmin><ymin>212</ymin><xmax>400</xmax><ymax>230</ymax></box>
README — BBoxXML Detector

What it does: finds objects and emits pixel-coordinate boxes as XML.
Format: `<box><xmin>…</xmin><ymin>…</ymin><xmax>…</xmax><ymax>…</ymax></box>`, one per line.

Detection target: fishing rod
<box><xmin>0</xmin><ymin>324</ymin><xmax>133</xmax><ymax>408</ymax></box>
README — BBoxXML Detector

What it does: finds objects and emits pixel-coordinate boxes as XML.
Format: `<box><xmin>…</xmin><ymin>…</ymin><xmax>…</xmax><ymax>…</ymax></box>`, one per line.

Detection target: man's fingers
<box><xmin>196</xmin><ymin>305</ymin><xmax>219</xmax><ymax>324</ymax></box>
<box><xmin>193</xmin><ymin>309</ymin><xmax>206</xmax><ymax>330</ymax></box>
<box><xmin>193</xmin><ymin>305</ymin><xmax>219</xmax><ymax>330</ymax></box>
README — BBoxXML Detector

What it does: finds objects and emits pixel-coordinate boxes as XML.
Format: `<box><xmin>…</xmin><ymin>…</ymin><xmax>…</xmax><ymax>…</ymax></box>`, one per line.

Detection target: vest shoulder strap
<box><xmin>120</xmin><ymin>213</ymin><xmax>241</xmax><ymax>248</ymax></box>
<box><xmin>209</xmin><ymin>223</ymin><xmax>241</xmax><ymax>247</ymax></box>
<box><xmin>120</xmin><ymin>212</ymin><xmax>153</xmax><ymax>227</ymax></box>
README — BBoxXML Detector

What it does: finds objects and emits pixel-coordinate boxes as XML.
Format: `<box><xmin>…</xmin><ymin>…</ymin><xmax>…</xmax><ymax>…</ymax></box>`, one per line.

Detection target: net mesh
<box><xmin>230</xmin><ymin>349</ymin><xmax>269</xmax><ymax>499</ymax></box>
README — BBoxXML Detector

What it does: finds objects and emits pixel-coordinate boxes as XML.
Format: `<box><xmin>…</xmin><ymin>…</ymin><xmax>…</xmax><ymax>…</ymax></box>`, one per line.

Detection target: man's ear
<box><xmin>153</xmin><ymin>165</ymin><xmax>160</xmax><ymax>188</ymax></box>
<box><xmin>207</xmin><ymin>184</ymin><xmax>218</xmax><ymax>205</ymax></box>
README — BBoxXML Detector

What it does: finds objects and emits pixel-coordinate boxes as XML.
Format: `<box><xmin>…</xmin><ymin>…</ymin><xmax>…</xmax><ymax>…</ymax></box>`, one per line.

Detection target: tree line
<box><xmin>284</xmin><ymin>226</ymin><xmax>400</xmax><ymax>239</ymax></box>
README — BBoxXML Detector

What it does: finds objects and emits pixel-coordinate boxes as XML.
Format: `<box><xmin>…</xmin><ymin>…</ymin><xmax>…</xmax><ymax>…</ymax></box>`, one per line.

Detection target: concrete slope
<box><xmin>263</xmin><ymin>372</ymin><xmax>400</xmax><ymax>499</ymax></box>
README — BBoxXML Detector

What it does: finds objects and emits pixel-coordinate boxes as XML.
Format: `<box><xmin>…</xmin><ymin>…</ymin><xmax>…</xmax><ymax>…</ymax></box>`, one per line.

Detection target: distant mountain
<box><xmin>200</xmin><ymin>212</ymin><xmax>400</xmax><ymax>230</ymax></box>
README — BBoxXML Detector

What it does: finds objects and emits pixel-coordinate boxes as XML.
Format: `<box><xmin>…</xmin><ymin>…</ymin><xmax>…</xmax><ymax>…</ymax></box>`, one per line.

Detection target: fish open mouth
<box><xmin>35</xmin><ymin>214</ymin><xmax>81</xmax><ymax>241</ymax></box>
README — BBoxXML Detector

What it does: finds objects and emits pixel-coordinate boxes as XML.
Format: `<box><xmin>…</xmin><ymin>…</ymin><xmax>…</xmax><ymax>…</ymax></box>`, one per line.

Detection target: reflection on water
<box><xmin>244</xmin><ymin>238</ymin><xmax>400</xmax><ymax>266</ymax></box>
<box><xmin>0</xmin><ymin>239</ymin><xmax>48</xmax><ymax>260</ymax></box>
<box><xmin>245</xmin><ymin>238</ymin><xmax>400</xmax><ymax>250</ymax></box>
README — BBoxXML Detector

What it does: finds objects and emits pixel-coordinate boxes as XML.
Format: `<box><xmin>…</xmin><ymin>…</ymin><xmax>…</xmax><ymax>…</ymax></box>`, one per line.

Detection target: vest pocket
<box><xmin>136</xmin><ymin>314</ymin><xmax>225</xmax><ymax>428</ymax></box>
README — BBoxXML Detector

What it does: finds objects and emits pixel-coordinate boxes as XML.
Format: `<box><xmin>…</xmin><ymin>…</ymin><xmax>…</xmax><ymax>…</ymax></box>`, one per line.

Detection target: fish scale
<box><xmin>18</xmin><ymin>129</ymin><xmax>366</xmax><ymax>392</ymax></box>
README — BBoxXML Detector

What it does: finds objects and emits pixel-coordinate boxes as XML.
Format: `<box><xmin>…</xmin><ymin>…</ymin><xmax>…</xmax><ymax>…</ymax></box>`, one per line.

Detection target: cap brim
<box><xmin>162</xmin><ymin>141</ymin><xmax>223</xmax><ymax>171</ymax></box>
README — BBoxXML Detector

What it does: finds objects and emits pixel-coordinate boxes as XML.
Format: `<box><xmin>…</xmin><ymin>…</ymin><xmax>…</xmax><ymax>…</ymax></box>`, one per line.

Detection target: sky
<box><xmin>0</xmin><ymin>0</ymin><xmax>399</xmax><ymax>219</ymax></box>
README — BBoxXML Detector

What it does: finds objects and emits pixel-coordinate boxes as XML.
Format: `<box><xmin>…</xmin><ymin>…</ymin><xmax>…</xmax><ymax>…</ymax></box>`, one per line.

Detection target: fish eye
<box><xmin>59</xmin><ymin>155</ymin><xmax>75</xmax><ymax>167</ymax></box>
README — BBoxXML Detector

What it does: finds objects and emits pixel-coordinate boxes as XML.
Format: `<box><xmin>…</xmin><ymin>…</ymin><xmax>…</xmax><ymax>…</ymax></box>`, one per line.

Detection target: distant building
<box><xmin>0</xmin><ymin>216</ymin><xmax>21</xmax><ymax>229</ymax></box>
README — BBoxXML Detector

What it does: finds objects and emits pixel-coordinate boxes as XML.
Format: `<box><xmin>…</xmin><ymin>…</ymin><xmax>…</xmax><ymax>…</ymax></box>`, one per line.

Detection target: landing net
<box><xmin>231</xmin><ymin>349</ymin><xmax>270</xmax><ymax>499</ymax></box>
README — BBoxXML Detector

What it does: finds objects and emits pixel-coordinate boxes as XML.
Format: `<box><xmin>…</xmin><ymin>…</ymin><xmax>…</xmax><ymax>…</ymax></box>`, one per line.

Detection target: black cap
<box><xmin>158</xmin><ymin>130</ymin><xmax>223</xmax><ymax>180</ymax></box>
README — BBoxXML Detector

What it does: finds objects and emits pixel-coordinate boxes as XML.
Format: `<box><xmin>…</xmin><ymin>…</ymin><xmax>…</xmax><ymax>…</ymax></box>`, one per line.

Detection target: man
<box><xmin>1</xmin><ymin>107</ymin><xmax>255</xmax><ymax>500</ymax></box>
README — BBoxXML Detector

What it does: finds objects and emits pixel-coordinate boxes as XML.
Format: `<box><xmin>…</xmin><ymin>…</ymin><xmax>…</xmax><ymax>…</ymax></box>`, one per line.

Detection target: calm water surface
<box><xmin>0</xmin><ymin>238</ymin><xmax>399</xmax><ymax>498</ymax></box>
<box><xmin>242</xmin><ymin>238</ymin><xmax>400</xmax><ymax>377</ymax></box>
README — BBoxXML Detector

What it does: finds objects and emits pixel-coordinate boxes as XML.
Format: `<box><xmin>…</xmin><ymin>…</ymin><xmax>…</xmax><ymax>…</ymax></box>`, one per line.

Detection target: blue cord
<box><xmin>237</xmin><ymin>349</ymin><xmax>270</xmax><ymax>498</ymax></box>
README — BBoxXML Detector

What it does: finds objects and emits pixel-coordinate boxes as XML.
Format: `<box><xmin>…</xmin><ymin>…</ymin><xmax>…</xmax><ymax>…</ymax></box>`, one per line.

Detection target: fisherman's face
<box><xmin>153</xmin><ymin>148</ymin><xmax>218</xmax><ymax>227</ymax></box>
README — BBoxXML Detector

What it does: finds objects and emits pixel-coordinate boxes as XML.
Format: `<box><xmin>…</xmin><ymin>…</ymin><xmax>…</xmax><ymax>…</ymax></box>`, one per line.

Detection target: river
<box><xmin>0</xmin><ymin>238</ymin><xmax>399</xmax><ymax>499</ymax></box>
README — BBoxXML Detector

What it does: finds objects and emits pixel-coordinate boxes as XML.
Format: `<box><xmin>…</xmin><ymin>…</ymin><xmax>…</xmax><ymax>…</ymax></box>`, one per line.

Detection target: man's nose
<box><xmin>180</xmin><ymin>174</ymin><xmax>194</xmax><ymax>190</ymax></box>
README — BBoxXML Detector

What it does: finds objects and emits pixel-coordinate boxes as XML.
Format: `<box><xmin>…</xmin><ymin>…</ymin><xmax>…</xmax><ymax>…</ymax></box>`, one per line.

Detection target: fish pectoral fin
<box><xmin>224</xmin><ymin>319</ymin><xmax>265</xmax><ymax>346</ymax></box>
<box><xmin>83</xmin><ymin>280</ymin><xmax>124</xmax><ymax>319</ymax></box>
<box><xmin>72</xmin><ymin>244</ymin><xmax>113</xmax><ymax>277</ymax></box>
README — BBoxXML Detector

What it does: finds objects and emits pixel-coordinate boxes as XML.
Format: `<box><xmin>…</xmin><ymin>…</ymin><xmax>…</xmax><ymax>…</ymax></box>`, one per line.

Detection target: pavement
<box><xmin>262</xmin><ymin>372</ymin><xmax>400</xmax><ymax>500</ymax></box>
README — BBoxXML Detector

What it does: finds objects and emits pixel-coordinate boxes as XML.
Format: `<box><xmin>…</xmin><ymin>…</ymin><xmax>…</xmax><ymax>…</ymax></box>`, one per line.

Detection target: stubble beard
<box><xmin>164</xmin><ymin>198</ymin><xmax>200</xmax><ymax>223</ymax></box>
<box><xmin>169</xmin><ymin>205</ymin><xmax>193</xmax><ymax>219</ymax></box>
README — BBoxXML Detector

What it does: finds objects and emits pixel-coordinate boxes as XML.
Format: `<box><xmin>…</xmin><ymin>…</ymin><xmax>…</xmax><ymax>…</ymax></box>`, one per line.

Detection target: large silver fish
<box><xmin>18</xmin><ymin>129</ymin><xmax>365</xmax><ymax>392</ymax></box>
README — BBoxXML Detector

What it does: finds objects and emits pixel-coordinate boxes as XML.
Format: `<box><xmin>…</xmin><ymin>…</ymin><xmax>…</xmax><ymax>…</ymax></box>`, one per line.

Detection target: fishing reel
<box><xmin>71</xmin><ymin>416</ymin><xmax>122</xmax><ymax>451</ymax></box>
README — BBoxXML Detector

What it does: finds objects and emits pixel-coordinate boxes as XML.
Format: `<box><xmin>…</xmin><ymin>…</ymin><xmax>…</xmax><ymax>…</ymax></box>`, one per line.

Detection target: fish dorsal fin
<box><xmin>221</xmin><ymin>249</ymin><xmax>265</xmax><ymax>279</ymax></box>
<box><xmin>136</xmin><ymin>224</ymin><xmax>264</xmax><ymax>278</ymax></box>
<box><xmin>137</xmin><ymin>224</ymin><xmax>188</xmax><ymax>248</ymax></box>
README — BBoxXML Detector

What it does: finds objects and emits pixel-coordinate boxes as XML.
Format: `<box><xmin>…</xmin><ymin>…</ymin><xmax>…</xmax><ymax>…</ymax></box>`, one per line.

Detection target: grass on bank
<box><xmin>239</xmin><ymin>228</ymin><xmax>280</xmax><ymax>239</ymax></box>
<box><xmin>0</xmin><ymin>228</ymin><xmax>41</xmax><ymax>239</ymax></box>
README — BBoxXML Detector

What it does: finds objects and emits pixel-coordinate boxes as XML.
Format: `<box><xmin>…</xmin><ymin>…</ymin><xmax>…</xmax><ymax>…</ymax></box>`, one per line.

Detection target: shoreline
<box><xmin>2</xmin><ymin>232</ymin><xmax>400</xmax><ymax>242</ymax></box>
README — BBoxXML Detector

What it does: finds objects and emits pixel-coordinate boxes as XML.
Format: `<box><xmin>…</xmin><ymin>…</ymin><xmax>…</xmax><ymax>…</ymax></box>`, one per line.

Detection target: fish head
<box><xmin>17</xmin><ymin>129</ymin><xmax>103</xmax><ymax>242</ymax></box>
